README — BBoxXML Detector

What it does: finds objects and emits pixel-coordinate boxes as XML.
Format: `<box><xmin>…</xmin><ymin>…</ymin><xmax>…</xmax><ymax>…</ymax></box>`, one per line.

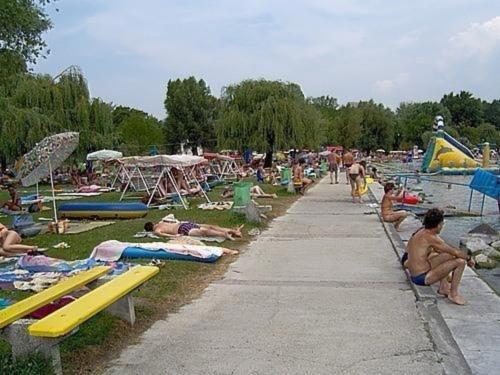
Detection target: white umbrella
<box><xmin>17</xmin><ymin>132</ymin><xmax>79</xmax><ymax>224</ymax></box>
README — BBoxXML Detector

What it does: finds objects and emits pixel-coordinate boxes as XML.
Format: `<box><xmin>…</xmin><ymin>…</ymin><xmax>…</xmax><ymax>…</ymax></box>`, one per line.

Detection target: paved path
<box><xmin>105</xmin><ymin>178</ymin><xmax>444</xmax><ymax>374</ymax></box>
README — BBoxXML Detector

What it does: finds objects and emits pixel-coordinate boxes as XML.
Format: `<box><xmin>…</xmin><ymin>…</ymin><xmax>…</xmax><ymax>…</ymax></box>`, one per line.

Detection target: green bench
<box><xmin>0</xmin><ymin>265</ymin><xmax>158</xmax><ymax>374</ymax></box>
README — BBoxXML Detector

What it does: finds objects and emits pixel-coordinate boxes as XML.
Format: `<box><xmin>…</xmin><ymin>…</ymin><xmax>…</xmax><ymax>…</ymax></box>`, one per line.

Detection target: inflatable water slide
<box><xmin>421</xmin><ymin>116</ymin><xmax>481</xmax><ymax>173</ymax></box>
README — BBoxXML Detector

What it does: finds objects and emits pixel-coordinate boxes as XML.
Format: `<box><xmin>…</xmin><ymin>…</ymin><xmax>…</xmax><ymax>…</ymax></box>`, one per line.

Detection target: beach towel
<box><xmin>90</xmin><ymin>240</ymin><xmax>224</xmax><ymax>262</ymax></box>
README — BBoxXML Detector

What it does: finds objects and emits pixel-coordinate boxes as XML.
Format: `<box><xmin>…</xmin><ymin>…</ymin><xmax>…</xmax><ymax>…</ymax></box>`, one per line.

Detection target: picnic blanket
<box><xmin>90</xmin><ymin>240</ymin><xmax>224</xmax><ymax>262</ymax></box>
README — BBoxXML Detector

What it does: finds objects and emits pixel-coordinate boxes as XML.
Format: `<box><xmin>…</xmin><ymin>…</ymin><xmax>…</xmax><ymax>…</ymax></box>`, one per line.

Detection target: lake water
<box><xmin>383</xmin><ymin>167</ymin><xmax>500</xmax><ymax>294</ymax></box>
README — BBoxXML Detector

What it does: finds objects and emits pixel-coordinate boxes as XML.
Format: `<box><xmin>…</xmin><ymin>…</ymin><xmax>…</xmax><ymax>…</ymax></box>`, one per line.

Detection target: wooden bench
<box><xmin>0</xmin><ymin>265</ymin><xmax>158</xmax><ymax>374</ymax></box>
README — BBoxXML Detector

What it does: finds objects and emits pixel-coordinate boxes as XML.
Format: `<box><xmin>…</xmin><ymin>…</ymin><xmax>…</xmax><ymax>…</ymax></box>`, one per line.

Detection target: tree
<box><xmin>477</xmin><ymin>123</ymin><xmax>499</xmax><ymax>145</ymax></box>
<box><xmin>357</xmin><ymin>100</ymin><xmax>395</xmax><ymax>152</ymax></box>
<box><xmin>482</xmin><ymin>100</ymin><xmax>500</xmax><ymax>130</ymax></box>
<box><xmin>216</xmin><ymin>79</ymin><xmax>324</xmax><ymax>166</ymax></box>
<box><xmin>440</xmin><ymin>91</ymin><xmax>483</xmax><ymax>129</ymax></box>
<box><xmin>308</xmin><ymin>95</ymin><xmax>338</xmax><ymax>145</ymax></box>
<box><xmin>332</xmin><ymin>104</ymin><xmax>362</xmax><ymax>149</ymax></box>
<box><xmin>396</xmin><ymin>102</ymin><xmax>451</xmax><ymax>149</ymax></box>
<box><xmin>0</xmin><ymin>0</ymin><xmax>54</xmax><ymax>65</ymax></box>
<box><xmin>0</xmin><ymin>67</ymin><xmax>119</xmax><ymax>164</ymax></box>
<box><xmin>164</xmin><ymin>77</ymin><xmax>218</xmax><ymax>154</ymax></box>
<box><xmin>120</xmin><ymin>112</ymin><xmax>164</xmax><ymax>155</ymax></box>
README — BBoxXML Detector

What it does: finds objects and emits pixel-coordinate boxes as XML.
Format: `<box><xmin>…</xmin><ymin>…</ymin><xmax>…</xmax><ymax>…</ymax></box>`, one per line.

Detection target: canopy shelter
<box><xmin>86</xmin><ymin>150</ymin><xmax>123</xmax><ymax>161</ymax></box>
<box><xmin>203</xmin><ymin>153</ymin><xmax>242</xmax><ymax>181</ymax></box>
<box><xmin>116</xmin><ymin>155</ymin><xmax>211</xmax><ymax>208</ymax></box>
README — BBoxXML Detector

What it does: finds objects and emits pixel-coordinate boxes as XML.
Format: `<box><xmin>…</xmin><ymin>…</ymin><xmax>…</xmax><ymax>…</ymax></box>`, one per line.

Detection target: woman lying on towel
<box><xmin>0</xmin><ymin>224</ymin><xmax>39</xmax><ymax>256</ymax></box>
<box><xmin>144</xmin><ymin>219</ymin><xmax>243</xmax><ymax>242</ymax></box>
<box><xmin>221</xmin><ymin>185</ymin><xmax>277</xmax><ymax>199</ymax></box>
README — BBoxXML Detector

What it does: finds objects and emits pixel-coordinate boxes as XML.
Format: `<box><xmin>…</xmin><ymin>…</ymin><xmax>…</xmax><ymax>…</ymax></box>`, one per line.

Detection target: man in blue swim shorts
<box><xmin>405</xmin><ymin>208</ymin><xmax>475</xmax><ymax>305</ymax></box>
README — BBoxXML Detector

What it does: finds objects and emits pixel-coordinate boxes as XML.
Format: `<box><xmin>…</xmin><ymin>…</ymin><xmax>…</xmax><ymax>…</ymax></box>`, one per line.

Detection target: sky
<box><xmin>35</xmin><ymin>0</ymin><xmax>500</xmax><ymax>119</ymax></box>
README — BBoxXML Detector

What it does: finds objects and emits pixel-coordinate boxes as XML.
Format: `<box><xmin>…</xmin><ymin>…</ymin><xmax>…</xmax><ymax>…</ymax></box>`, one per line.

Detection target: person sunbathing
<box><xmin>144</xmin><ymin>220</ymin><xmax>244</xmax><ymax>241</ymax></box>
<box><xmin>406</xmin><ymin>208</ymin><xmax>474</xmax><ymax>305</ymax></box>
<box><xmin>381</xmin><ymin>182</ymin><xmax>409</xmax><ymax>231</ymax></box>
<box><xmin>0</xmin><ymin>224</ymin><xmax>38</xmax><ymax>256</ymax></box>
<box><xmin>221</xmin><ymin>185</ymin><xmax>277</xmax><ymax>199</ymax></box>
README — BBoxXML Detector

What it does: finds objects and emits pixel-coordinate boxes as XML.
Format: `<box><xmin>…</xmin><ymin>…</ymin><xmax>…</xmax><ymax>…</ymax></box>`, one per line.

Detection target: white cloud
<box><xmin>449</xmin><ymin>16</ymin><xmax>500</xmax><ymax>58</ymax></box>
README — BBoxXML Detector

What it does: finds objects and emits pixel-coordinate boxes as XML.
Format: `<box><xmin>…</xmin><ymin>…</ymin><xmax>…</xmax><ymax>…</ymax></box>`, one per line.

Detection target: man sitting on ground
<box><xmin>144</xmin><ymin>218</ymin><xmax>243</xmax><ymax>241</ymax></box>
<box><xmin>381</xmin><ymin>182</ymin><xmax>409</xmax><ymax>231</ymax></box>
<box><xmin>405</xmin><ymin>208</ymin><xmax>474</xmax><ymax>305</ymax></box>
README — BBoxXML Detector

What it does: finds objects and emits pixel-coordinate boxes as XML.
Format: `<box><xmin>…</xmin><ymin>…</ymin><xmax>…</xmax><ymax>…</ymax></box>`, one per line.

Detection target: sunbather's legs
<box><xmin>189</xmin><ymin>227</ymin><xmax>233</xmax><ymax>240</ymax></box>
<box><xmin>1</xmin><ymin>231</ymin><xmax>37</xmax><ymax>254</ymax></box>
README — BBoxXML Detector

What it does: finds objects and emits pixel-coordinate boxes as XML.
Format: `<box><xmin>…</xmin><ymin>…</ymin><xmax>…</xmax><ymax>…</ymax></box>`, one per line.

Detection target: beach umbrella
<box><xmin>376</xmin><ymin>149</ymin><xmax>385</xmax><ymax>153</ymax></box>
<box><xmin>86</xmin><ymin>149</ymin><xmax>123</xmax><ymax>161</ymax></box>
<box><xmin>17</xmin><ymin>132</ymin><xmax>80</xmax><ymax>224</ymax></box>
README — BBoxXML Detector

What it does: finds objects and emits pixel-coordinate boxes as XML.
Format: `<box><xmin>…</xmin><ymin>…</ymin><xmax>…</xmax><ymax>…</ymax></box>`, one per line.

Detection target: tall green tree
<box><xmin>358</xmin><ymin>100</ymin><xmax>395</xmax><ymax>152</ymax></box>
<box><xmin>440</xmin><ymin>91</ymin><xmax>483</xmax><ymax>129</ymax></box>
<box><xmin>396</xmin><ymin>102</ymin><xmax>451</xmax><ymax>149</ymax></box>
<box><xmin>0</xmin><ymin>0</ymin><xmax>54</xmax><ymax>66</ymax></box>
<box><xmin>120</xmin><ymin>112</ymin><xmax>164</xmax><ymax>155</ymax></box>
<box><xmin>164</xmin><ymin>77</ymin><xmax>218</xmax><ymax>154</ymax></box>
<box><xmin>308</xmin><ymin>95</ymin><xmax>338</xmax><ymax>145</ymax></box>
<box><xmin>482</xmin><ymin>100</ymin><xmax>500</xmax><ymax>130</ymax></box>
<box><xmin>332</xmin><ymin>104</ymin><xmax>362</xmax><ymax>149</ymax></box>
<box><xmin>216</xmin><ymin>79</ymin><xmax>324</xmax><ymax>166</ymax></box>
<box><xmin>0</xmin><ymin>68</ymin><xmax>118</xmax><ymax>164</ymax></box>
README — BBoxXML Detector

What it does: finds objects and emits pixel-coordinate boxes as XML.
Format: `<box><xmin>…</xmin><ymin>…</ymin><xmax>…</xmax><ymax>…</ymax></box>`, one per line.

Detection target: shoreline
<box><xmin>369</xmin><ymin>182</ymin><xmax>500</xmax><ymax>375</ymax></box>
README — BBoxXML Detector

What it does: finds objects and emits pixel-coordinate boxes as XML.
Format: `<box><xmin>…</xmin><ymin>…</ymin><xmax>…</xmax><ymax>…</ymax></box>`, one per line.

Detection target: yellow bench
<box><xmin>1</xmin><ymin>265</ymin><xmax>158</xmax><ymax>374</ymax></box>
<box><xmin>29</xmin><ymin>265</ymin><xmax>159</xmax><ymax>337</ymax></box>
<box><xmin>0</xmin><ymin>266</ymin><xmax>110</xmax><ymax>330</ymax></box>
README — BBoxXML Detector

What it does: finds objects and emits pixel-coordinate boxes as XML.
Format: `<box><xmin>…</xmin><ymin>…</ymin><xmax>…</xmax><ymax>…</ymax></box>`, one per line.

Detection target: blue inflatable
<box><xmin>58</xmin><ymin>202</ymin><xmax>148</xmax><ymax>219</ymax></box>
<box><xmin>121</xmin><ymin>246</ymin><xmax>220</xmax><ymax>263</ymax></box>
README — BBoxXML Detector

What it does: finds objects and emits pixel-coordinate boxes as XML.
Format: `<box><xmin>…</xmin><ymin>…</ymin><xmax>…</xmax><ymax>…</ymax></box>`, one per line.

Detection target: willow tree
<box><xmin>216</xmin><ymin>79</ymin><xmax>324</xmax><ymax>166</ymax></box>
<box><xmin>0</xmin><ymin>67</ymin><xmax>118</xmax><ymax>165</ymax></box>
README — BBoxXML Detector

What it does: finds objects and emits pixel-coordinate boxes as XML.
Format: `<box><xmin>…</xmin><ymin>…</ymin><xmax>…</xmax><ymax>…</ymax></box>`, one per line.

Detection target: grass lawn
<box><xmin>0</xmin><ymin>180</ymin><xmax>302</xmax><ymax>374</ymax></box>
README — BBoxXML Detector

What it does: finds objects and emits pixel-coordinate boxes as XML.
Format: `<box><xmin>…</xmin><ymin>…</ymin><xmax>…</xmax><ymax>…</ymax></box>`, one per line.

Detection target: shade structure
<box><xmin>376</xmin><ymin>149</ymin><xmax>386</xmax><ymax>153</ymax></box>
<box><xmin>87</xmin><ymin>149</ymin><xmax>123</xmax><ymax>161</ymax></box>
<box><xmin>17</xmin><ymin>132</ymin><xmax>79</xmax><ymax>224</ymax></box>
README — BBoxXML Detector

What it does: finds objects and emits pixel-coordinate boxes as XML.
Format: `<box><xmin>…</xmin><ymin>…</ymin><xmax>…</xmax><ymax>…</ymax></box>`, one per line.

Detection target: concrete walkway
<box><xmin>105</xmin><ymin>178</ymin><xmax>446</xmax><ymax>374</ymax></box>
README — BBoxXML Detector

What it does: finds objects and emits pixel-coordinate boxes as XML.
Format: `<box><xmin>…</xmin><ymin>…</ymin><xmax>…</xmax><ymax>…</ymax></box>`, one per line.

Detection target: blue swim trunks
<box><xmin>410</xmin><ymin>272</ymin><xmax>428</xmax><ymax>286</ymax></box>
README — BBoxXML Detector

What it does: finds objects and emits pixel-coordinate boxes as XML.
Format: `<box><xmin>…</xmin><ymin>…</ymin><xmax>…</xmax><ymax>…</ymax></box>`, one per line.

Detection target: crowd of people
<box><xmin>0</xmin><ymin>148</ymin><xmax>478</xmax><ymax>306</ymax></box>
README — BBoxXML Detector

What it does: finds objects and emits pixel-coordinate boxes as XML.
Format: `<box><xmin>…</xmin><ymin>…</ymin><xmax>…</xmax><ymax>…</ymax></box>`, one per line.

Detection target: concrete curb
<box><xmin>367</xmin><ymin>187</ymin><xmax>472</xmax><ymax>375</ymax></box>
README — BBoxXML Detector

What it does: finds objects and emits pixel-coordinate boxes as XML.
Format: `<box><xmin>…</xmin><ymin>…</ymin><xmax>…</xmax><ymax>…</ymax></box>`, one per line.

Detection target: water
<box><xmin>402</xmin><ymin>174</ymin><xmax>500</xmax><ymax>294</ymax></box>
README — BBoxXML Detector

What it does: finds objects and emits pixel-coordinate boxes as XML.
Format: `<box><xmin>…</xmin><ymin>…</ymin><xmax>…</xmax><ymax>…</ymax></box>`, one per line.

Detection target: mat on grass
<box><xmin>64</xmin><ymin>221</ymin><xmax>115</xmax><ymax>234</ymax></box>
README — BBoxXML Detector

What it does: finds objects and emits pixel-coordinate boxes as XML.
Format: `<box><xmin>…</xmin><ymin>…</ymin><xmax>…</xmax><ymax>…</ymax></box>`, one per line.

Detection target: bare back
<box><xmin>406</xmin><ymin>230</ymin><xmax>435</xmax><ymax>276</ymax></box>
<box><xmin>343</xmin><ymin>152</ymin><xmax>354</xmax><ymax>165</ymax></box>
<box><xmin>381</xmin><ymin>193</ymin><xmax>394</xmax><ymax>215</ymax></box>
<box><xmin>154</xmin><ymin>221</ymin><xmax>181</xmax><ymax>236</ymax></box>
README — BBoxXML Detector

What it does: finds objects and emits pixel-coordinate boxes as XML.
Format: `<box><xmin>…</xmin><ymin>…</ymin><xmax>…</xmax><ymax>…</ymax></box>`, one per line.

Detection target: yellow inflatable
<box><xmin>426</xmin><ymin>138</ymin><xmax>480</xmax><ymax>171</ymax></box>
<box><xmin>365</xmin><ymin>177</ymin><xmax>374</xmax><ymax>184</ymax></box>
<box><xmin>355</xmin><ymin>183</ymin><xmax>368</xmax><ymax>196</ymax></box>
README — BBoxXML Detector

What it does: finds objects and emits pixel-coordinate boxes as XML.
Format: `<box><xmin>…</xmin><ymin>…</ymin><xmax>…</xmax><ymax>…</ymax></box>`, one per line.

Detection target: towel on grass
<box><xmin>90</xmin><ymin>240</ymin><xmax>224</xmax><ymax>262</ymax></box>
